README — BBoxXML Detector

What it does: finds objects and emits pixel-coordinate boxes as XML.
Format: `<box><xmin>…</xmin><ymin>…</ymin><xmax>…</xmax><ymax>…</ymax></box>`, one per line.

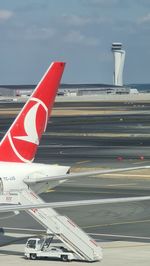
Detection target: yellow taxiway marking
<box><xmin>76</xmin><ymin>160</ymin><xmax>91</xmax><ymax>165</ymax></box>
<box><xmin>106</xmin><ymin>183</ymin><xmax>137</xmax><ymax>187</ymax></box>
<box><xmin>88</xmin><ymin>233</ymin><xmax>150</xmax><ymax>245</ymax></box>
<box><xmin>104</xmin><ymin>173</ymin><xmax>150</xmax><ymax>178</ymax></box>
<box><xmin>104</xmin><ymin>243</ymin><xmax>150</xmax><ymax>249</ymax></box>
<box><xmin>133</xmin><ymin>160</ymin><xmax>150</xmax><ymax>165</ymax></box>
<box><xmin>46</xmin><ymin>189</ymin><xmax>55</xmax><ymax>193</ymax></box>
<box><xmin>83</xmin><ymin>219</ymin><xmax>150</xmax><ymax>229</ymax></box>
<box><xmin>103</xmin><ymin>243</ymin><xmax>150</xmax><ymax>249</ymax></box>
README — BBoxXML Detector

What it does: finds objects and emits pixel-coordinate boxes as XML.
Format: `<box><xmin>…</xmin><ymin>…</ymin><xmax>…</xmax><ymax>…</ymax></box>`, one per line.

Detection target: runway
<box><xmin>0</xmin><ymin>101</ymin><xmax>150</xmax><ymax>246</ymax></box>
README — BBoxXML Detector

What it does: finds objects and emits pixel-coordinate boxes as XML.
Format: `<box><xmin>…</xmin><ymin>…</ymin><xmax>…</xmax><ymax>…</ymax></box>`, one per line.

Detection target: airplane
<box><xmin>0</xmin><ymin>61</ymin><xmax>150</xmax><ymax>218</ymax></box>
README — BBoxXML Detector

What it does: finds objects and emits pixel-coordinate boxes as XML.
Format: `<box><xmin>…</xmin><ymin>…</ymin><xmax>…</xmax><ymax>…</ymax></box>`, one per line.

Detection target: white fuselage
<box><xmin>0</xmin><ymin>162</ymin><xmax>70</xmax><ymax>194</ymax></box>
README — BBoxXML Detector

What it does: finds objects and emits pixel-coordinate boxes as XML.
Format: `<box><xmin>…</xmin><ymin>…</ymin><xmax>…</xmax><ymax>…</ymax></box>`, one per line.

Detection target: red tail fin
<box><xmin>0</xmin><ymin>62</ymin><xmax>65</xmax><ymax>162</ymax></box>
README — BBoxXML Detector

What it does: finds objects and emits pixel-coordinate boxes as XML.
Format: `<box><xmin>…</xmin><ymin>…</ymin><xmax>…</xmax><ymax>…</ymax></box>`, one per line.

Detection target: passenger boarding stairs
<box><xmin>1</xmin><ymin>189</ymin><xmax>102</xmax><ymax>262</ymax></box>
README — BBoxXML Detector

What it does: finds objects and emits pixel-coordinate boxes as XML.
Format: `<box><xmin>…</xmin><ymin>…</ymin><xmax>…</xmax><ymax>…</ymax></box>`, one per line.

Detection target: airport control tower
<box><xmin>111</xmin><ymin>43</ymin><xmax>125</xmax><ymax>86</ymax></box>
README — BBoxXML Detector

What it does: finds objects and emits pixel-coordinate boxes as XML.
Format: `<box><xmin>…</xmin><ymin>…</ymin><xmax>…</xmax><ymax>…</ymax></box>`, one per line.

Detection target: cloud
<box><xmin>64</xmin><ymin>30</ymin><xmax>99</xmax><ymax>46</ymax></box>
<box><xmin>62</xmin><ymin>14</ymin><xmax>92</xmax><ymax>26</ymax></box>
<box><xmin>62</xmin><ymin>14</ymin><xmax>112</xmax><ymax>27</ymax></box>
<box><xmin>0</xmin><ymin>10</ymin><xmax>14</xmax><ymax>21</ymax></box>
<box><xmin>138</xmin><ymin>13</ymin><xmax>150</xmax><ymax>24</ymax></box>
<box><xmin>24</xmin><ymin>26</ymin><xmax>56</xmax><ymax>40</ymax></box>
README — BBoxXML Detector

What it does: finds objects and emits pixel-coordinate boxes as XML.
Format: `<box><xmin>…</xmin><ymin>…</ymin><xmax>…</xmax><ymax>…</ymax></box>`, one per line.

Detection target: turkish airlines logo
<box><xmin>8</xmin><ymin>97</ymin><xmax>48</xmax><ymax>162</ymax></box>
<box><xmin>14</xmin><ymin>102</ymin><xmax>40</xmax><ymax>145</ymax></box>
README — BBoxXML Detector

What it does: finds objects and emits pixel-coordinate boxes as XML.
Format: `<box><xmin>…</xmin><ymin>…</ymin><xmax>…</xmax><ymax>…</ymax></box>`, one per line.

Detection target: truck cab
<box><xmin>24</xmin><ymin>236</ymin><xmax>75</xmax><ymax>261</ymax></box>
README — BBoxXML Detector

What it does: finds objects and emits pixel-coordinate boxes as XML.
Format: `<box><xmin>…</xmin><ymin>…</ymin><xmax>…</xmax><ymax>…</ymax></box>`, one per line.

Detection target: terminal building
<box><xmin>0</xmin><ymin>83</ymin><xmax>139</xmax><ymax>100</ymax></box>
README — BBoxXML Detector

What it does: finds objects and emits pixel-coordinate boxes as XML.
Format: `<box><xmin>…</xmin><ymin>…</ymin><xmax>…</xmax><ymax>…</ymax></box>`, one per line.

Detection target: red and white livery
<box><xmin>0</xmin><ymin>62</ymin><xmax>65</xmax><ymax>163</ymax></box>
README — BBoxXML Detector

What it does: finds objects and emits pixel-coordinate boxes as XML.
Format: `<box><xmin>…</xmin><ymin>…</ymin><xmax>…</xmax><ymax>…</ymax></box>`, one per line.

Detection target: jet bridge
<box><xmin>16</xmin><ymin>188</ymin><xmax>102</xmax><ymax>262</ymax></box>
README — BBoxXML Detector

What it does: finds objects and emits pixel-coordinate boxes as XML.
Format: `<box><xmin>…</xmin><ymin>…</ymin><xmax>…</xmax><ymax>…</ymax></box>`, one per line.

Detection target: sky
<box><xmin>0</xmin><ymin>0</ymin><xmax>150</xmax><ymax>84</ymax></box>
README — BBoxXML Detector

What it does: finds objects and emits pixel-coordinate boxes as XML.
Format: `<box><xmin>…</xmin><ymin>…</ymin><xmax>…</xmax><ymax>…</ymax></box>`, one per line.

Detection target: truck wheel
<box><xmin>61</xmin><ymin>255</ymin><xmax>68</xmax><ymax>262</ymax></box>
<box><xmin>30</xmin><ymin>253</ymin><xmax>37</xmax><ymax>260</ymax></box>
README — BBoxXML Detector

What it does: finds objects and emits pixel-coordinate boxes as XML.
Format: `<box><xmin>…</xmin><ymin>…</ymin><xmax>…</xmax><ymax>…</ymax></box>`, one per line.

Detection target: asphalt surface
<box><xmin>1</xmin><ymin>110</ymin><xmax>150</xmax><ymax>163</ymax></box>
<box><xmin>0</xmin><ymin>101</ymin><xmax>150</xmax><ymax>246</ymax></box>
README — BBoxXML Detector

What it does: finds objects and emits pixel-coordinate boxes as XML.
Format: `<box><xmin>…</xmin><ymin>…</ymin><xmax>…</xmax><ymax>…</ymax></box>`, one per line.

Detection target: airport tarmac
<box><xmin>0</xmin><ymin>101</ymin><xmax>150</xmax><ymax>265</ymax></box>
<box><xmin>1</xmin><ymin>240</ymin><xmax>150</xmax><ymax>266</ymax></box>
